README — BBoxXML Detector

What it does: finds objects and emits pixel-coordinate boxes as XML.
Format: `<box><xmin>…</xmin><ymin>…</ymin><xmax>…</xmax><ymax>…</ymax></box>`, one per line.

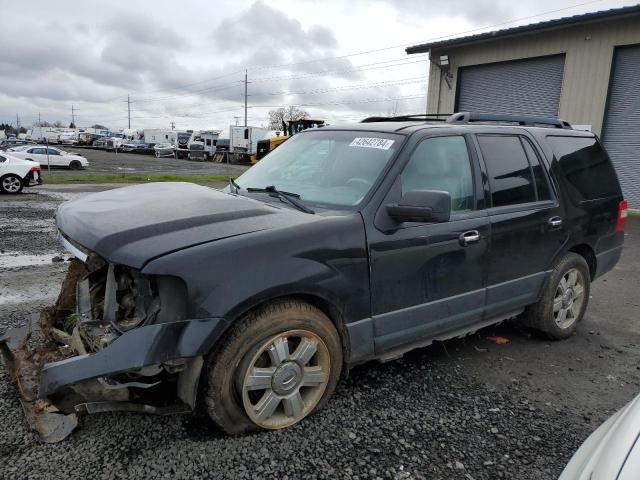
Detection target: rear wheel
<box><xmin>69</xmin><ymin>160</ymin><xmax>81</xmax><ymax>170</ymax></box>
<box><xmin>204</xmin><ymin>300</ymin><xmax>342</xmax><ymax>434</ymax></box>
<box><xmin>523</xmin><ymin>252</ymin><xmax>590</xmax><ymax>339</ymax></box>
<box><xmin>1</xmin><ymin>174</ymin><xmax>24</xmax><ymax>194</ymax></box>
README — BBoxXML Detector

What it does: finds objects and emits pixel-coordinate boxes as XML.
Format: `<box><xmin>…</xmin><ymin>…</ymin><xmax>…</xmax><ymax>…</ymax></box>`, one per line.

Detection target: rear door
<box><xmin>367</xmin><ymin>133</ymin><xmax>490</xmax><ymax>355</ymax></box>
<box><xmin>475</xmin><ymin>132</ymin><xmax>566</xmax><ymax>319</ymax></box>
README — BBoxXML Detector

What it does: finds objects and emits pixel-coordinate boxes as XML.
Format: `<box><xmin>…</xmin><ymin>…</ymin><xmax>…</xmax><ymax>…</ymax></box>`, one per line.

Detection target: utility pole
<box><xmin>38</xmin><ymin>112</ymin><xmax>41</xmax><ymax>125</ymax></box>
<box><xmin>244</xmin><ymin>69</ymin><xmax>248</xmax><ymax>127</ymax></box>
<box><xmin>71</xmin><ymin>104</ymin><xmax>75</xmax><ymax>126</ymax></box>
<box><xmin>16</xmin><ymin>113</ymin><xmax>19</xmax><ymax>132</ymax></box>
<box><xmin>127</xmin><ymin>94</ymin><xmax>131</xmax><ymax>129</ymax></box>
<box><xmin>171</xmin><ymin>121</ymin><xmax>175</xmax><ymax>130</ymax></box>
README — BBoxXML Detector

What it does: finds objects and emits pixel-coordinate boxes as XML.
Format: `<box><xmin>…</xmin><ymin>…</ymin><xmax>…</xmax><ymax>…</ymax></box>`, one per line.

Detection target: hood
<box><xmin>56</xmin><ymin>182</ymin><xmax>314</xmax><ymax>268</ymax></box>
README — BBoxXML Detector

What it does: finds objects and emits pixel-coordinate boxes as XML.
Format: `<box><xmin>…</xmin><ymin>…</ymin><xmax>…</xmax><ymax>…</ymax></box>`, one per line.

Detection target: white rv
<box><xmin>143</xmin><ymin>129</ymin><xmax>177</xmax><ymax>146</ymax></box>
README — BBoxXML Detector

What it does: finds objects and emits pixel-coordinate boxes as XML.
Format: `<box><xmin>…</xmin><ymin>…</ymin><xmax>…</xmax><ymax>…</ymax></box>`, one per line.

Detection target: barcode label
<box><xmin>349</xmin><ymin>137</ymin><xmax>395</xmax><ymax>150</ymax></box>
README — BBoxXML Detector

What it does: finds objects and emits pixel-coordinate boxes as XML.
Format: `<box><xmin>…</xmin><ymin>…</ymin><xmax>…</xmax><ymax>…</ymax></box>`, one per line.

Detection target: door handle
<box><xmin>459</xmin><ymin>230</ymin><xmax>480</xmax><ymax>246</ymax></box>
<box><xmin>548</xmin><ymin>216</ymin><xmax>563</xmax><ymax>229</ymax></box>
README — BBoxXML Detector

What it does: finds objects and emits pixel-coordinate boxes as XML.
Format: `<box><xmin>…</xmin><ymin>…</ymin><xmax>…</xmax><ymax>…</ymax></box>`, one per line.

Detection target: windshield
<box><xmin>235</xmin><ymin>130</ymin><xmax>402</xmax><ymax>208</ymax></box>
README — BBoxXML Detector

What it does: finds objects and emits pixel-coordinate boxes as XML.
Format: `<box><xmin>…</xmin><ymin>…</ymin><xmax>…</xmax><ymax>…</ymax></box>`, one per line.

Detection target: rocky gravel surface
<box><xmin>0</xmin><ymin>352</ymin><xmax>589</xmax><ymax>480</ymax></box>
<box><xmin>1</xmin><ymin>187</ymin><xmax>639</xmax><ymax>480</ymax></box>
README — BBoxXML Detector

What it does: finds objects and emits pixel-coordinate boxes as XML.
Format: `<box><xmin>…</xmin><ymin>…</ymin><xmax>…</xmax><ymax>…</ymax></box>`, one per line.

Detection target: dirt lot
<box><xmin>1</xmin><ymin>185</ymin><xmax>639</xmax><ymax>480</ymax></box>
<box><xmin>41</xmin><ymin>147</ymin><xmax>248</xmax><ymax>178</ymax></box>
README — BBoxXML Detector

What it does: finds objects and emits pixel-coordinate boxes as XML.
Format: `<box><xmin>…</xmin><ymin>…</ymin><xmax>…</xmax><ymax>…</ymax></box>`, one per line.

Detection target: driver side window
<box><xmin>401</xmin><ymin>136</ymin><xmax>474</xmax><ymax>211</ymax></box>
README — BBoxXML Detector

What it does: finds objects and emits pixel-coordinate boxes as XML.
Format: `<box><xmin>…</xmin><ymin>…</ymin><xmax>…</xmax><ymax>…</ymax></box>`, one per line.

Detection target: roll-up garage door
<box><xmin>602</xmin><ymin>44</ymin><xmax>640</xmax><ymax>210</ymax></box>
<box><xmin>456</xmin><ymin>55</ymin><xmax>565</xmax><ymax>117</ymax></box>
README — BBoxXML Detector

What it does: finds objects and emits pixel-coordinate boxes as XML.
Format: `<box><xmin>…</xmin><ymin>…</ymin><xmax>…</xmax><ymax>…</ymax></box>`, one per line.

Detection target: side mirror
<box><xmin>386</xmin><ymin>190</ymin><xmax>451</xmax><ymax>223</ymax></box>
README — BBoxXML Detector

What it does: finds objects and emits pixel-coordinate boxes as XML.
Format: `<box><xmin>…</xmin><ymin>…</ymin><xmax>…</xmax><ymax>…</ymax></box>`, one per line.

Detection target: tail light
<box><xmin>616</xmin><ymin>199</ymin><xmax>628</xmax><ymax>232</ymax></box>
<box><xmin>30</xmin><ymin>166</ymin><xmax>41</xmax><ymax>171</ymax></box>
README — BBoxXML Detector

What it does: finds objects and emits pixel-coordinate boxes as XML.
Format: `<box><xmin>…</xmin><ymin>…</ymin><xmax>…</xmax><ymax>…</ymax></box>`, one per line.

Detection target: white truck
<box><xmin>229</xmin><ymin>126</ymin><xmax>269</xmax><ymax>156</ymax></box>
<box><xmin>187</xmin><ymin>130</ymin><xmax>221</xmax><ymax>161</ymax></box>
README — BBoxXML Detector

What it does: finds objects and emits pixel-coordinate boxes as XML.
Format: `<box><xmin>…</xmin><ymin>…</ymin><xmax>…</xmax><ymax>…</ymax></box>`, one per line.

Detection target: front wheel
<box><xmin>204</xmin><ymin>300</ymin><xmax>342</xmax><ymax>434</ymax></box>
<box><xmin>69</xmin><ymin>160</ymin><xmax>82</xmax><ymax>170</ymax></box>
<box><xmin>523</xmin><ymin>252</ymin><xmax>590</xmax><ymax>339</ymax></box>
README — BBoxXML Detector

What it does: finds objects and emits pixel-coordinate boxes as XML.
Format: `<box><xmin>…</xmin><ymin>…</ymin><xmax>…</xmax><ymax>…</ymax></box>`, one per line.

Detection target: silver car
<box><xmin>560</xmin><ymin>392</ymin><xmax>640</xmax><ymax>479</ymax></box>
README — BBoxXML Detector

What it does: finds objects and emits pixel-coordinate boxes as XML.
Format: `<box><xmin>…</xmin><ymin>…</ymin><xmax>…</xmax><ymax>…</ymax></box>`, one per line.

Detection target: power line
<box><xmin>101</xmin><ymin>0</ymin><xmax>606</xmax><ymax>103</ymax></box>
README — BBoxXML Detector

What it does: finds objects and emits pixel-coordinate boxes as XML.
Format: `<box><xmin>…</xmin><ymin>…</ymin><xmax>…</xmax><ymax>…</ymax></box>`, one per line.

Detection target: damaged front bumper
<box><xmin>0</xmin><ymin>256</ymin><xmax>227</xmax><ymax>443</ymax></box>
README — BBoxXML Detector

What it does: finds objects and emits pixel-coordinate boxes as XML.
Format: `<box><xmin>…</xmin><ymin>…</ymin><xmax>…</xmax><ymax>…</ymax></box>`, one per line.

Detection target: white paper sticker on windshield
<box><xmin>349</xmin><ymin>137</ymin><xmax>394</xmax><ymax>150</ymax></box>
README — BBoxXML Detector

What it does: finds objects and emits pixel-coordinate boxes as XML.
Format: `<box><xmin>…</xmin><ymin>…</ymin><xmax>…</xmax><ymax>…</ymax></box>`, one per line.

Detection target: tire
<box><xmin>1</xmin><ymin>174</ymin><xmax>24</xmax><ymax>194</ymax></box>
<box><xmin>204</xmin><ymin>299</ymin><xmax>343</xmax><ymax>434</ymax></box>
<box><xmin>523</xmin><ymin>252</ymin><xmax>591</xmax><ymax>340</ymax></box>
<box><xmin>69</xmin><ymin>160</ymin><xmax>81</xmax><ymax>170</ymax></box>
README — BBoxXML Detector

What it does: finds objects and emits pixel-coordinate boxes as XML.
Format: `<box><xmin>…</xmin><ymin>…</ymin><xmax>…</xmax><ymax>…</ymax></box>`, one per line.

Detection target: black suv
<box><xmin>1</xmin><ymin>113</ymin><xmax>627</xmax><ymax>441</ymax></box>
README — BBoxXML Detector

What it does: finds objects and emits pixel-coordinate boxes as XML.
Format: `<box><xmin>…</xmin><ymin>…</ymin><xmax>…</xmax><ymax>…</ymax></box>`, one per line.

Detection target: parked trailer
<box><xmin>229</xmin><ymin>126</ymin><xmax>269</xmax><ymax>163</ymax></box>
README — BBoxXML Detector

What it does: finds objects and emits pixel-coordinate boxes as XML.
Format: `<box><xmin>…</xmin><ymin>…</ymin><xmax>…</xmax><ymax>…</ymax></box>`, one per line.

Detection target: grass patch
<box><xmin>44</xmin><ymin>174</ymin><xmax>232</xmax><ymax>184</ymax></box>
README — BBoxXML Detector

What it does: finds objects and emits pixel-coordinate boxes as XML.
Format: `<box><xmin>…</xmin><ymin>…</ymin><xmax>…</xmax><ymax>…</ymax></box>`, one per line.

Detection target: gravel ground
<box><xmin>1</xmin><ymin>186</ymin><xmax>639</xmax><ymax>480</ymax></box>
<box><xmin>41</xmin><ymin>147</ymin><xmax>248</xmax><ymax>178</ymax></box>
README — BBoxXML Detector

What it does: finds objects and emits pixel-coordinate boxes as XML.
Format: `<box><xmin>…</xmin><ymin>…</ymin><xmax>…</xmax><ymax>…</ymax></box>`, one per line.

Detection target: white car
<box><xmin>0</xmin><ymin>152</ymin><xmax>42</xmax><ymax>194</ymax></box>
<box><xmin>560</xmin><ymin>391</ymin><xmax>640</xmax><ymax>480</ymax></box>
<box><xmin>11</xmin><ymin>146</ymin><xmax>89</xmax><ymax>170</ymax></box>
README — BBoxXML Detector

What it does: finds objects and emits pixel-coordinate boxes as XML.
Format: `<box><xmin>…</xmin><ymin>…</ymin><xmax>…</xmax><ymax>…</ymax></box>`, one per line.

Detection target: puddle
<box><xmin>0</xmin><ymin>253</ymin><xmax>68</xmax><ymax>269</ymax></box>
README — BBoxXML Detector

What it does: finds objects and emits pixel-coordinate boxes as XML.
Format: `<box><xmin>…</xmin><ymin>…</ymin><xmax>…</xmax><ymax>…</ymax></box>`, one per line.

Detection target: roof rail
<box><xmin>360</xmin><ymin>114</ymin><xmax>453</xmax><ymax>123</ymax></box>
<box><xmin>446</xmin><ymin>112</ymin><xmax>572</xmax><ymax>129</ymax></box>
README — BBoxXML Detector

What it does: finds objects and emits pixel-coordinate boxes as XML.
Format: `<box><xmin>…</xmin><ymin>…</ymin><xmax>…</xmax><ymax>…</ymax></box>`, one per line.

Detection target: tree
<box><xmin>52</xmin><ymin>121</ymin><xmax>64</xmax><ymax>128</ymax></box>
<box><xmin>19</xmin><ymin>127</ymin><xmax>27</xmax><ymax>134</ymax></box>
<box><xmin>267</xmin><ymin>106</ymin><xmax>309</xmax><ymax>131</ymax></box>
<box><xmin>35</xmin><ymin>121</ymin><xmax>52</xmax><ymax>127</ymax></box>
<box><xmin>69</xmin><ymin>122</ymin><xmax>76</xmax><ymax>128</ymax></box>
<box><xmin>91</xmin><ymin>124</ymin><xmax>107</xmax><ymax>130</ymax></box>
<box><xmin>0</xmin><ymin>123</ymin><xmax>17</xmax><ymax>135</ymax></box>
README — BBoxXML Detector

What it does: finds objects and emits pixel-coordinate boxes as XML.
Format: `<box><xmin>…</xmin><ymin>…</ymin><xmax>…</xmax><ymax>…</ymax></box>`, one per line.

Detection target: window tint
<box><xmin>47</xmin><ymin>148</ymin><xmax>60</xmax><ymax>155</ymax></box>
<box><xmin>478</xmin><ymin>135</ymin><xmax>536</xmax><ymax>207</ymax></box>
<box><xmin>521</xmin><ymin>138</ymin><xmax>551</xmax><ymax>201</ymax></box>
<box><xmin>401</xmin><ymin>136</ymin><xmax>474</xmax><ymax>211</ymax></box>
<box><xmin>0</xmin><ymin>155</ymin><xmax>5</xmax><ymax>163</ymax></box>
<box><xmin>547</xmin><ymin>136</ymin><xmax>621</xmax><ymax>200</ymax></box>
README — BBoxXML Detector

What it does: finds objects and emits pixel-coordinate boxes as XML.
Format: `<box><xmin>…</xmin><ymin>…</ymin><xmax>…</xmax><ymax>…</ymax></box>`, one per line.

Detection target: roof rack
<box><xmin>360</xmin><ymin>114</ymin><xmax>453</xmax><ymax>123</ymax></box>
<box><xmin>447</xmin><ymin>112</ymin><xmax>572</xmax><ymax>129</ymax></box>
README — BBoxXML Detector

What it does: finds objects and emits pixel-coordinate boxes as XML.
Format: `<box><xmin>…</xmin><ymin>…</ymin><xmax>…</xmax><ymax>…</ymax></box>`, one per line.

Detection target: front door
<box><xmin>367</xmin><ymin>134</ymin><xmax>490</xmax><ymax>356</ymax></box>
<box><xmin>474</xmin><ymin>133</ymin><xmax>566</xmax><ymax>319</ymax></box>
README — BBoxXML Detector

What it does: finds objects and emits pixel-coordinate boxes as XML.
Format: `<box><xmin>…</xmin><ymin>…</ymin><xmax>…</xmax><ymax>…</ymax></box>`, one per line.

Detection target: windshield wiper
<box><xmin>229</xmin><ymin>177</ymin><xmax>240</xmax><ymax>193</ymax></box>
<box><xmin>246</xmin><ymin>185</ymin><xmax>315</xmax><ymax>214</ymax></box>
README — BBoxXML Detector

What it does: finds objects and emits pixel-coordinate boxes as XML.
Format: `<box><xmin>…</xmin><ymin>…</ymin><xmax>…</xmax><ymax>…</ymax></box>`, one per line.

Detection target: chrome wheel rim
<box><xmin>2</xmin><ymin>176</ymin><xmax>21</xmax><ymax>193</ymax></box>
<box><xmin>553</xmin><ymin>268</ymin><xmax>586</xmax><ymax>329</ymax></box>
<box><xmin>240</xmin><ymin>330</ymin><xmax>330</xmax><ymax>429</ymax></box>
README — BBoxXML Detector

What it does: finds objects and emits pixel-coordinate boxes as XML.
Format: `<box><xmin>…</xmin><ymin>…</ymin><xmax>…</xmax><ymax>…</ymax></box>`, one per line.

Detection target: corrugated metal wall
<box><xmin>425</xmin><ymin>16</ymin><xmax>640</xmax><ymax>136</ymax></box>
<box><xmin>602</xmin><ymin>44</ymin><xmax>640</xmax><ymax>209</ymax></box>
<box><xmin>457</xmin><ymin>56</ymin><xmax>565</xmax><ymax>116</ymax></box>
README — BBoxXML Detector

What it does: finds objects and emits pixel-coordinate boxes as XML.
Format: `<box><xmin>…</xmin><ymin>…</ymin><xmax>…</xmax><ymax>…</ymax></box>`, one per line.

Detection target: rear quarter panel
<box><xmin>530</xmin><ymin>130</ymin><xmax>624</xmax><ymax>272</ymax></box>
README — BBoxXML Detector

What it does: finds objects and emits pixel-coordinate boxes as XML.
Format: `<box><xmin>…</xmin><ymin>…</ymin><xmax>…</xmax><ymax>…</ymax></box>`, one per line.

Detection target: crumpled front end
<box><xmin>0</xmin><ymin>245</ymin><xmax>226</xmax><ymax>443</ymax></box>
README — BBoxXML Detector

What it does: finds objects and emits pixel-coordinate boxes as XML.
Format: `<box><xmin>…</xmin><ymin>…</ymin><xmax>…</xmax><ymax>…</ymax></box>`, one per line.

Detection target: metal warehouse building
<box><xmin>407</xmin><ymin>5</ymin><xmax>640</xmax><ymax>208</ymax></box>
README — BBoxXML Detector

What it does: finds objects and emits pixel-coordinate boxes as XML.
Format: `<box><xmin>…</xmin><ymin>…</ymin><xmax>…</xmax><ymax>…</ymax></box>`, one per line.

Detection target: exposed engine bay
<box><xmin>0</xmin><ymin>252</ymin><xmax>226</xmax><ymax>443</ymax></box>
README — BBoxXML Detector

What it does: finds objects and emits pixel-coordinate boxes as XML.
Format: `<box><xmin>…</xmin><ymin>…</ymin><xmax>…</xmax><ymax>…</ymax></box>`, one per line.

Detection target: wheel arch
<box><xmin>568</xmin><ymin>243</ymin><xmax>597</xmax><ymax>280</ymax></box>
<box><xmin>223</xmin><ymin>292</ymin><xmax>351</xmax><ymax>367</ymax></box>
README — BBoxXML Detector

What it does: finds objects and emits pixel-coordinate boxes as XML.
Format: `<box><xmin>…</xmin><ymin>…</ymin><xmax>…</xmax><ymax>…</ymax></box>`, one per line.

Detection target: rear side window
<box><xmin>547</xmin><ymin>136</ymin><xmax>621</xmax><ymax>200</ymax></box>
<box><xmin>477</xmin><ymin>135</ymin><xmax>536</xmax><ymax>207</ymax></box>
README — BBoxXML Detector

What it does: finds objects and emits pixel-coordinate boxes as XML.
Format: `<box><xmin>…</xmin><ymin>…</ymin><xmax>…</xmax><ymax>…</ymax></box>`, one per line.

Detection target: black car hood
<box><xmin>56</xmin><ymin>182</ymin><xmax>313</xmax><ymax>268</ymax></box>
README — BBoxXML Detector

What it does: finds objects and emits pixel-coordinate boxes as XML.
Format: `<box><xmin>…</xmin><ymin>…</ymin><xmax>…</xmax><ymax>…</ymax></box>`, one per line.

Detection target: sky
<box><xmin>0</xmin><ymin>0</ymin><xmax>636</xmax><ymax>132</ymax></box>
